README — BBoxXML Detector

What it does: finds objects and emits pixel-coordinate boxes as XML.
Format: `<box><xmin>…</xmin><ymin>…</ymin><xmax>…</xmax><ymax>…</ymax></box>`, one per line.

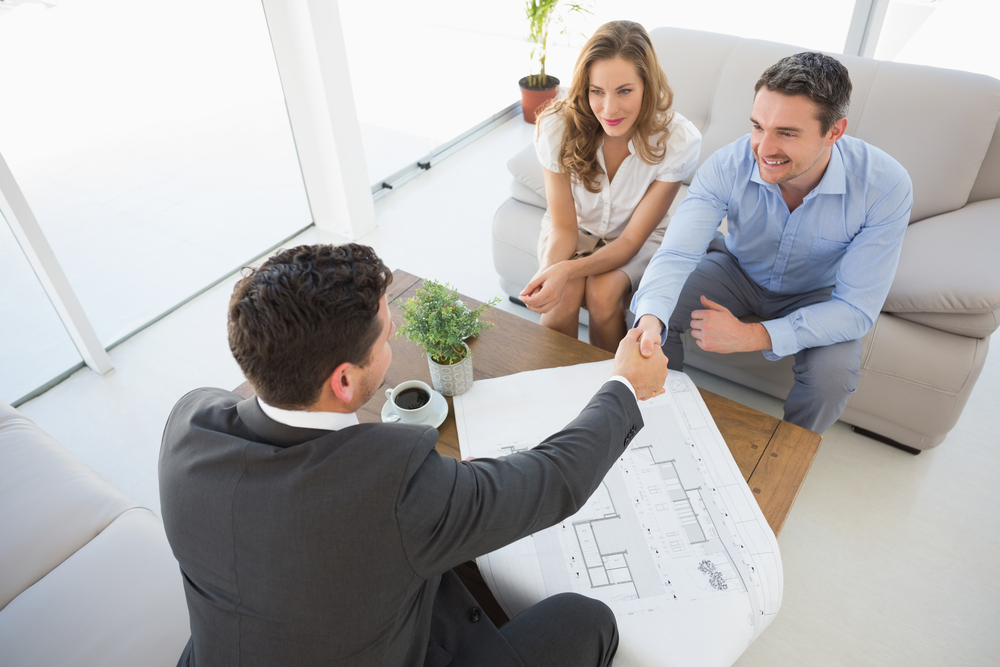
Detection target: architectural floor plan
<box><xmin>454</xmin><ymin>362</ymin><xmax>782</xmax><ymax>667</ymax></box>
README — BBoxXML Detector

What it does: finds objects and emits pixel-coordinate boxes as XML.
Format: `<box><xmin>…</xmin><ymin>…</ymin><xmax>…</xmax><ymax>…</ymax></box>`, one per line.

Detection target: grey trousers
<box><xmin>429</xmin><ymin>570</ymin><xmax>618</xmax><ymax>667</ymax></box>
<box><xmin>500</xmin><ymin>593</ymin><xmax>618</xmax><ymax>667</ymax></box>
<box><xmin>664</xmin><ymin>235</ymin><xmax>862</xmax><ymax>434</ymax></box>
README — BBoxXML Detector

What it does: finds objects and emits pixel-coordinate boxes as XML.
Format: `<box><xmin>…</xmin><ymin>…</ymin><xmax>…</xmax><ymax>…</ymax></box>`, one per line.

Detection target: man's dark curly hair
<box><xmin>228</xmin><ymin>243</ymin><xmax>392</xmax><ymax>409</ymax></box>
<box><xmin>755</xmin><ymin>52</ymin><xmax>852</xmax><ymax>134</ymax></box>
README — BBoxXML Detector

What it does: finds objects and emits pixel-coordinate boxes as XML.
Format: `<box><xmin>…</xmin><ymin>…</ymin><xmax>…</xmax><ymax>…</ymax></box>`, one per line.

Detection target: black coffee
<box><xmin>394</xmin><ymin>387</ymin><xmax>430</xmax><ymax>410</ymax></box>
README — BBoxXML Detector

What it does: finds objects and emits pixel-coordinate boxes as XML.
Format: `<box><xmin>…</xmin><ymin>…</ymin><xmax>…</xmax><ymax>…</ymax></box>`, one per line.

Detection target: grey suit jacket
<box><xmin>158</xmin><ymin>380</ymin><xmax>643</xmax><ymax>666</ymax></box>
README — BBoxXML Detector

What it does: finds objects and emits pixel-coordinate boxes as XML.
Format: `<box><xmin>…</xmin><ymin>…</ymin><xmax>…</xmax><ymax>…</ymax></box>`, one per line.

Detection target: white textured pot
<box><xmin>427</xmin><ymin>342</ymin><xmax>474</xmax><ymax>396</ymax></box>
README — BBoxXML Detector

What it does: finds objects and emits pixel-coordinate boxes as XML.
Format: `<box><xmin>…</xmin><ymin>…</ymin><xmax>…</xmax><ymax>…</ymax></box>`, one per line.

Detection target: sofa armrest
<box><xmin>0</xmin><ymin>404</ymin><xmax>138</xmax><ymax>609</ymax></box>
<box><xmin>884</xmin><ymin>199</ymin><xmax>1000</xmax><ymax>338</ymax></box>
<box><xmin>507</xmin><ymin>142</ymin><xmax>546</xmax><ymax>207</ymax></box>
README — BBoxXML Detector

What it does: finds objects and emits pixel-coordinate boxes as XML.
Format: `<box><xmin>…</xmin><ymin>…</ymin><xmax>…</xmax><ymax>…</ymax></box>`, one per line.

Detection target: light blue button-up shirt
<box><xmin>631</xmin><ymin>134</ymin><xmax>913</xmax><ymax>359</ymax></box>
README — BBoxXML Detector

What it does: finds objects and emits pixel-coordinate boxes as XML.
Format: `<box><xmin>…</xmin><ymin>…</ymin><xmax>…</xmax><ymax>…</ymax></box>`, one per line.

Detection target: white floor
<box><xmin>17</xmin><ymin>115</ymin><xmax>1000</xmax><ymax>666</ymax></box>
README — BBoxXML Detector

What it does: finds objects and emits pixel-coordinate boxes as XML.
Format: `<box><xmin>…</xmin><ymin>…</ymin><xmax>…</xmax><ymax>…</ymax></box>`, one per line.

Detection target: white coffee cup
<box><xmin>385</xmin><ymin>380</ymin><xmax>434</xmax><ymax>424</ymax></box>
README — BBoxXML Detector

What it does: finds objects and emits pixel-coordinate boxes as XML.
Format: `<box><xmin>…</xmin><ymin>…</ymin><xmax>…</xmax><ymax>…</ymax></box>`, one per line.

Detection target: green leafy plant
<box><xmin>396</xmin><ymin>281</ymin><xmax>501</xmax><ymax>365</ymax></box>
<box><xmin>525</xmin><ymin>0</ymin><xmax>590</xmax><ymax>89</ymax></box>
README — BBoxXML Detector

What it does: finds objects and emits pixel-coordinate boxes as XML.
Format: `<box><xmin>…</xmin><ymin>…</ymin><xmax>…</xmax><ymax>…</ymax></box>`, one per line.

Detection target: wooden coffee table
<box><xmin>236</xmin><ymin>269</ymin><xmax>820</xmax><ymax>536</ymax></box>
<box><xmin>380</xmin><ymin>271</ymin><xmax>820</xmax><ymax>534</ymax></box>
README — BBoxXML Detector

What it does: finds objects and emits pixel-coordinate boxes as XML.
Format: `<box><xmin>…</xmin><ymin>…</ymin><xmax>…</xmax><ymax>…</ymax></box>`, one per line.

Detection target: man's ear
<box><xmin>328</xmin><ymin>361</ymin><xmax>355</xmax><ymax>404</ymax></box>
<box><xmin>826</xmin><ymin>117</ymin><xmax>848</xmax><ymax>145</ymax></box>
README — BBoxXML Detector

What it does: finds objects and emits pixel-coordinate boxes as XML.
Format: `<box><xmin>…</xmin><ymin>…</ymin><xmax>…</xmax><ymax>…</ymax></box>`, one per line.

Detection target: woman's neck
<box><xmin>602</xmin><ymin>129</ymin><xmax>633</xmax><ymax>151</ymax></box>
<box><xmin>601</xmin><ymin>131</ymin><xmax>633</xmax><ymax>183</ymax></box>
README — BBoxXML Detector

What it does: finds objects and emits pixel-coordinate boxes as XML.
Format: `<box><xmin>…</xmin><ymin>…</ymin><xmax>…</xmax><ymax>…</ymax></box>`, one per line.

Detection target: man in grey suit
<box><xmin>159</xmin><ymin>243</ymin><xmax>668</xmax><ymax>666</ymax></box>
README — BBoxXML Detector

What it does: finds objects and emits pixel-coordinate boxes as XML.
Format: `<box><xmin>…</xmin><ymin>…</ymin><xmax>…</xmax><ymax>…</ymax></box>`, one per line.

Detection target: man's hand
<box><xmin>635</xmin><ymin>314</ymin><xmax>665</xmax><ymax>359</ymax></box>
<box><xmin>614</xmin><ymin>328</ymin><xmax>669</xmax><ymax>400</ymax></box>
<box><xmin>519</xmin><ymin>262</ymin><xmax>571</xmax><ymax>314</ymax></box>
<box><xmin>690</xmin><ymin>296</ymin><xmax>771</xmax><ymax>353</ymax></box>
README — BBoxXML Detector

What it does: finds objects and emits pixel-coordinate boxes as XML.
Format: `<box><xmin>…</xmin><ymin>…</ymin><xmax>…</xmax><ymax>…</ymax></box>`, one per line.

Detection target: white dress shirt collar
<box><xmin>257</xmin><ymin>397</ymin><xmax>359</xmax><ymax>431</ymax></box>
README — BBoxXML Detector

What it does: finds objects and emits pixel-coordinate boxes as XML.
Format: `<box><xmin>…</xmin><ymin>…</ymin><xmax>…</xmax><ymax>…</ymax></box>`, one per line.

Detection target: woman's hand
<box><xmin>520</xmin><ymin>262</ymin><xmax>572</xmax><ymax>313</ymax></box>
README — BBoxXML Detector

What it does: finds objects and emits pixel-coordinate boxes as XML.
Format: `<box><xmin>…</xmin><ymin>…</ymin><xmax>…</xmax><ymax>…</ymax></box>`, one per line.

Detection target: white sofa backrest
<box><xmin>970</xmin><ymin>121</ymin><xmax>1000</xmax><ymax>205</ymax></box>
<box><xmin>650</xmin><ymin>27</ymin><xmax>1000</xmax><ymax>224</ymax></box>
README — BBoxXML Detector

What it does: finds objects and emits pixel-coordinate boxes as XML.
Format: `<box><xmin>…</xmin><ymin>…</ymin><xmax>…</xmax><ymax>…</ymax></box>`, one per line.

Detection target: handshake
<box><xmin>612</xmin><ymin>327</ymin><xmax>669</xmax><ymax>401</ymax></box>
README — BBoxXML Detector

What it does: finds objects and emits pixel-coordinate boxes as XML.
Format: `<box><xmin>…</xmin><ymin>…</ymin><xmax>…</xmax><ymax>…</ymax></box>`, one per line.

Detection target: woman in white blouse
<box><xmin>519</xmin><ymin>20</ymin><xmax>702</xmax><ymax>352</ymax></box>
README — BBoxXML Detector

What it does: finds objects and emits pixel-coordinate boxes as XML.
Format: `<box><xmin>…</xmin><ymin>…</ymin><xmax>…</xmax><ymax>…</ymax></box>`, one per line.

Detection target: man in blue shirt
<box><xmin>630</xmin><ymin>52</ymin><xmax>913</xmax><ymax>433</ymax></box>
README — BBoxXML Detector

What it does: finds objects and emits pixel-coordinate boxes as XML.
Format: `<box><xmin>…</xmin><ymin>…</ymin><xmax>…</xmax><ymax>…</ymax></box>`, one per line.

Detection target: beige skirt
<box><xmin>536</xmin><ymin>221</ymin><xmax>666</xmax><ymax>292</ymax></box>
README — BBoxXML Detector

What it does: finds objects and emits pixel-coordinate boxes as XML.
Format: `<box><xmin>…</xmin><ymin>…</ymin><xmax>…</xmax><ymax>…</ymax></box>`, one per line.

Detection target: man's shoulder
<box><xmin>837</xmin><ymin>134</ymin><xmax>910</xmax><ymax>190</ymax></box>
<box><xmin>351</xmin><ymin>422</ymin><xmax>440</xmax><ymax>452</ymax></box>
<box><xmin>702</xmin><ymin>134</ymin><xmax>755</xmax><ymax>178</ymax></box>
<box><xmin>169</xmin><ymin>387</ymin><xmax>240</xmax><ymax>422</ymax></box>
<box><xmin>161</xmin><ymin>388</ymin><xmax>250</xmax><ymax>452</ymax></box>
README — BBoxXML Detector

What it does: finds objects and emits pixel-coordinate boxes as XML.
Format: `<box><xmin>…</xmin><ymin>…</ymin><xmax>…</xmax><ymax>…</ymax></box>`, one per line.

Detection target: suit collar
<box><xmin>236</xmin><ymin>396</ymin><xmax>335</xmax><ymax>448</ymax></box>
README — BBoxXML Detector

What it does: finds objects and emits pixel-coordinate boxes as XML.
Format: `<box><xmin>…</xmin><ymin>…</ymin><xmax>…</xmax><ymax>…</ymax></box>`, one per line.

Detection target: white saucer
<box><xmin>382</xmin><ymin>389</ymin><xmax>448</xmax><ymax>428</ymax></box>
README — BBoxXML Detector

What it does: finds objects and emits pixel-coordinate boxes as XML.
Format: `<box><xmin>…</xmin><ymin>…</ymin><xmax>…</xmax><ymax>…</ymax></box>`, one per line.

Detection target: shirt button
<box><xmin>468</xmin><ymin>607</ymin><xmax>481</xmax><ymax>623</ymax></box>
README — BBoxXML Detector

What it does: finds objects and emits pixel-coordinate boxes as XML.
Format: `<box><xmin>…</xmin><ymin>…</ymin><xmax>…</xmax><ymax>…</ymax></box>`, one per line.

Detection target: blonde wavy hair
<box><xmin>539</xmin><ymin>20</ymin><xmax>674</xmax><ymax>194</ymax></box>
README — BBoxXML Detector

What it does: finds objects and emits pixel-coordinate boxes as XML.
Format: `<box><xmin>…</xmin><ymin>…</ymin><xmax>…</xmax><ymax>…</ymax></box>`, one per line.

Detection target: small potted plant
<box><xmin>396</xmin><ymin>281</ymin><xmax>500</xmax><ymax>396</ymax></box>
<box><xmin>520</xmin><ymin>0</ymin><xmax>589</xmax><ymax>123</ymax></box>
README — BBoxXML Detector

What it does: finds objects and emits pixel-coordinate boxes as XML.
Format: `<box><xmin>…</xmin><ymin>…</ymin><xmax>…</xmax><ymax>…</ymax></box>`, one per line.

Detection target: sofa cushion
<box><xmin>508</xmin><ymin>142</ymin><xmax>547</xmax><ymax>206</ymax></box>
<box><xmin>510</xmin><ymin>178</ymin><xmax>547</xmax><ymax>210</ymax></box>
<box><xmin>849</xmin><ymin>63</ymin><xmax>1000</xmax><ymax>223</ymax></box>
<box><xmin>970</xmin><ymin>120</ymin><xmax>1000</xmax><ymax>204</ymax></box>
<box><xmin>0</xmin><ymin>404</ymin><xmax>138</xmax><ymax>610</ymax></box>
<box><xmin>0</xmin><ymin>508</ymin><xmax>190</xmax><ymax>667</ymax></box>
<box><xmin>884</xmin><ymin>199</ymin><xmax>1000</xmax><ymax>338</ymax></box>
<box><xmin>650</xmin><ymin>28</ymin><xmax>742</xmax><ymax>146</ymax></box>
<box><xmin>492</xmin><ymin>197</ymin><xmax>545</xmax><ymax>296</ymax></box>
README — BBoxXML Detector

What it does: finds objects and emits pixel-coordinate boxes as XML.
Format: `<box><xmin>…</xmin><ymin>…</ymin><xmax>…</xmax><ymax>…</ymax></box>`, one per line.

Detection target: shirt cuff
<box><xmin>761</xmin><ymin>318</ymin><xmax>797</xmax><ymax>360</ymax></box>
<box><xmin>609</xmin><ymin>375</ymin><xmax>637</xmax><ymax>400</ymax></box>
<box><xmin>631</xmin><ymin>313</ymin><xmax>667</xmax><ymax>346</ymax></box>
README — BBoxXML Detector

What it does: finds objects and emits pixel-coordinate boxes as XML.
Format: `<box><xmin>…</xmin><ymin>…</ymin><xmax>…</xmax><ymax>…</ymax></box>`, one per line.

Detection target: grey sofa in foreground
<box><xmin>492</xmin><ymin>27</ymin><xmax>1000</xmax><ymax>451</ymax></box>
<box><xmin>0</xmin><ymin>400</ymin><xmax>189</xmax><ymax>666</ymax></box>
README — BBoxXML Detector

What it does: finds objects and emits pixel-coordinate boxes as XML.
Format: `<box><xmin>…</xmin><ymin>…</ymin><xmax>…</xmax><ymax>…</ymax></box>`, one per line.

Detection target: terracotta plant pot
<box><xmin>519</xmin><ymin>75</ymin><xmax>560</xmax><ymax>124</ymax></box>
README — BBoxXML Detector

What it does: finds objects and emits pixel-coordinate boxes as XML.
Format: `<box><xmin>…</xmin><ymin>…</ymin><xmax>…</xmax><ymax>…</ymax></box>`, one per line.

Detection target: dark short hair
<box><xmin>754</xmin><ymin>52</ymin><xmax>852</xmax><ymax>134</ymax></box>
<box><xmin>228</xmin><ymin>243</ymin><xmax>392</xmax><ymax>409</ymax></box>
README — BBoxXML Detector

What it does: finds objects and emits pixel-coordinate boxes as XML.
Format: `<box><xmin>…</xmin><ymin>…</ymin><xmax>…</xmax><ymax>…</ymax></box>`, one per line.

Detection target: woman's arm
<box><xmin>519</xmin><ymin>167</ymin><xmax>583</xmax><ymax>312</ymax></box>
<box><xmin>570</xmin><ymin>179</ymin><xmax>682</xmax><ymax>278</ymax></box>
<box><xmin>537</xmin><ymin>167</ymin><xmax>580</xmax><ymax>271</ymax></box>
<box><xmin>522</xmin><ymin>178</ymin><xmax>683</xmax><ymax>313</ymax></box>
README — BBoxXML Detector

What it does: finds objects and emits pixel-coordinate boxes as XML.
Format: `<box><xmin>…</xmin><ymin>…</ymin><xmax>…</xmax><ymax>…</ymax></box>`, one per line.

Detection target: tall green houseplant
<box><xmin>524</xmin><ymin>0</ymin><xmax>589</xmax><ymax>89</ymax></box>
<box><xmin>396</xmin><ymin>281</ymin><xmax>500</xmax><ymax>365</ymax></box>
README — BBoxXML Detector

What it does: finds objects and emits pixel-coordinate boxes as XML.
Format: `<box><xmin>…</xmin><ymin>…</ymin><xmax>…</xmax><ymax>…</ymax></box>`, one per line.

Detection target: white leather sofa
<box><xmin>0</xmin><ymin>400</ymin><xmax>190</xmax><ymax>666</ymax></box>
<box><xmin>492</xmin><ymin>27</ymin><xmax>1000</xmax><ymax>451</ymax></box>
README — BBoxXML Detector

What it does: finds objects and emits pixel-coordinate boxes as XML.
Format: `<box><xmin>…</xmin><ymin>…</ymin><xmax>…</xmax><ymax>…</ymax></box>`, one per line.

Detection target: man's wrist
<box><xmin>635</xmin><ymin>313</ymin><xmax>667</xmax><ymax>347</ymax></box>
<box><xmin>749</xmin><ymin>322</ymin><xmax>772</xmax><ymax>352</ymax></box>
<box><xmin>609</xmin><ymin>375</ymin><xmax>637</xmax><ymax>400</ymax></box>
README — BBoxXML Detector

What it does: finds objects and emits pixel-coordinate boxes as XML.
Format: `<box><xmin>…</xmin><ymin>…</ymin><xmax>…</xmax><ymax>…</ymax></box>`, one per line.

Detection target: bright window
<box><xmin>0</xmin><ymin>211</ymin><xmax>83</xmax><ymax>403</ymax></box>
<box><xmin>874</xmin><ymin>0</ymin><xmax>1000</xmax><ymax>80</ymax></box>
<box><xmin>0</xmin><ymin>0</ymin><xmax>310</xmax><ymax>400</ymax></box>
